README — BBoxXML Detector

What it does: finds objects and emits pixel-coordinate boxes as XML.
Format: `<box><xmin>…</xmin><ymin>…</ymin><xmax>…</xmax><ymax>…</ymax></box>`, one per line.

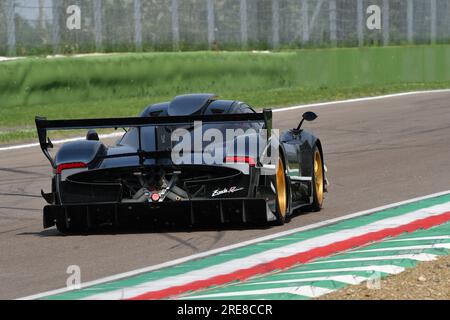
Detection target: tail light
<box><xmin>224</xmin><ymin>156</ymin><xmax>256</xmax><ymax>167</ymax></box>
<box><xmin>56</xmin><ymin>162</ymin><xmax>87</xmax><ymax>174</ymax></box>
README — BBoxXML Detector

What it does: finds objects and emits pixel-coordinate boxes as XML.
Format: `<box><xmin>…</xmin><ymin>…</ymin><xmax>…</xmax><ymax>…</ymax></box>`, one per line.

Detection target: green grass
<box><xmin>1</xmin><ymin>46</ymin><xmax>450</xmax><ymax>144</ymax></box>
<box><xmin>2</xmin><ymin>81</ymin><xmax>450</xmax><ymax>144</ymax></box>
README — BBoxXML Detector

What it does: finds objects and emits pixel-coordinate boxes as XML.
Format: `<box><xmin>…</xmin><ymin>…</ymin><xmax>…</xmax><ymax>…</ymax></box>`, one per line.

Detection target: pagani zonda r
<box><xmin>36</xmin><ymin>94</ymin><xmax>327</xmax><ymax>233</ymax></box>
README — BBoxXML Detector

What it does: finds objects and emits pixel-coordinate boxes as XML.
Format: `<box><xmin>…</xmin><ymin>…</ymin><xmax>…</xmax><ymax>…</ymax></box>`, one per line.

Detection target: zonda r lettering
<box><xmin>212</xmin><ymin>186</ymin><xmax>245</xmax><ymax>197</ymax></box>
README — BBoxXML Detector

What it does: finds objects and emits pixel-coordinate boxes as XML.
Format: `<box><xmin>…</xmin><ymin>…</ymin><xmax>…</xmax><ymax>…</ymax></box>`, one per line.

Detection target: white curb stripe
<box><xmin>352</xmin><ymin>243</ymin><xmax>450</xmax><ymax>253</ymax></box>
<box><xmin>0</xmin><ymin>133</ymin><xmax>123</xmax><ymax>152</ymax></box>
<box><xmin>4</xmin><ymin>89</ymin><xmax>450</xmax><ymax>153</ymax></box>
<box><xmin>285</xmin><ymin>265</ymin><xmax>405</xmax><ymax>276</ymax></box>
<box><xmin>82</xmin><ymin>201</ymin><xmax>450</xmax><ymax>300</ymax></box>
<box><xmin>386</xmin><ymin>236</ymin><xmax>450</xmax><ymax>242</ymax></box>
<box><xmin>184</xmin><ymin>286</ymin><xmax>335</xmax><ymax>299</ymax></box>
<box><xmin>309</xmin><ymin>253</ymin><xmax>438</xmax><ymax>264</ymax></box>
<box><xmin>241</xmin><ymin>275</ymin><xmax>368</xmax><ymax>286</ymax></box>
<box><xmin>19</xmin><ymin>190</ymin><xmax>450</xmax><ymax>300</ymax></box>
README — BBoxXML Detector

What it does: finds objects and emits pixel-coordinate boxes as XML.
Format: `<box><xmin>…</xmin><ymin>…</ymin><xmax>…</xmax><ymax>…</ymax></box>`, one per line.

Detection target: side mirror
<box><xmin>302</xmin><ymin>111</ymin><xmax>318</xmax><ymax>122</ymax></box>
<box><xmin>294</xmin><ymin>111</ymin><xmax>318</xmax><ymax>132</ymax></box>
<box><xmin>86</xmin><ymin>129</ymin><xmax>100</xmax><ymax>141</ymax></box>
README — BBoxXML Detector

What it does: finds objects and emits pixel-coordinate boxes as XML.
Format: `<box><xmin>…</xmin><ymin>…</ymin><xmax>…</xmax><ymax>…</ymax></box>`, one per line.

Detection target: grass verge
<box><xmin>2</xmin><ymin>46</ymin><xmax>450</xmax><ymax>144</ymax></box>
<box><xmin>2</xmin><ymin>82</ymin><xmax>450</xmax><ymax>144</ymax></box>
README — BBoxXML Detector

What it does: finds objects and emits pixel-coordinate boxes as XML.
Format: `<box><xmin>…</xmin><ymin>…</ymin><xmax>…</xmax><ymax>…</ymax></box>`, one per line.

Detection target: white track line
<box><xmin>3</xmin><ymin>89</ymin><xmax>450</xmax><ymax>153</ymax></box>
<box><xmin>0</xmin><ymin>132</ymin><xmax>123</xmax><ymax>152</ymax></box>
<box><xmin>19</xmin><ymin>189</ymin><xmax>450</xmax><ymax>300</ymax></box>
<box><xmin>272</xmin><ymin>89</ymin><xmax>450</xmax><ymax>113</ymax></box>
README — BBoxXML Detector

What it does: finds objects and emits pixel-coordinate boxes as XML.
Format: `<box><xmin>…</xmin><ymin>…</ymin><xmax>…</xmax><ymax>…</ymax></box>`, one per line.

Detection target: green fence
<box><xmin>2</xmin><ymin>0</ymin><xmax>450</xmax><ymax>56</ymax></box>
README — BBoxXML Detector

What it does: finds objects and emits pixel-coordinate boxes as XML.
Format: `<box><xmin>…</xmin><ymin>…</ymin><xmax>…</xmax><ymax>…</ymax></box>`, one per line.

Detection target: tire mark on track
<box><xmin>209</xmin><ymin>230</ymin><xmax>226</xmax><ymax>249</ymax></box>
<box><xmin>0</xmin><ymin>178</ymin><xmax>48</xmax><ymax>185</ymax></box>
<box><xmin>0</xmin><ymin>225</ymin><xmax>32</xmax><ymax>235</ymax></box>
<box><xmin>164</xmin><ymin>234</ymin><xmax>200</xmax><ymax>253</ymax></box>
<box><xmin>0</xmin><ymin>206</ymin><xmax>40</xmax><ymax>212</ymax></box>
<box><xmin>326</xmin><ymin>143</ymin><xmax>433</xmax><ymax>156</ymax></box>
<box><xmin>0</xmin><ymin>167</ymin><xmax>47</xmax><ymax>177</ymax></box>
<box><xmin>0</xmin><ymin>193</ymin><xmax>42</xmax><ymax>198</ymax></box>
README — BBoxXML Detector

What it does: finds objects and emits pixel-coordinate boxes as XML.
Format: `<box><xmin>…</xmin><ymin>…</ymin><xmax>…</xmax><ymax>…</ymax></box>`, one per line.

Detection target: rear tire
<box><xmin>275</xmin><ymin>157</ymin><xmax>289</xmax><ymax>225</ymax></box>
<box><xmin>308</xmin><ymin>145</ymin><xmax>324</xmax><ymax>212</ymax></box>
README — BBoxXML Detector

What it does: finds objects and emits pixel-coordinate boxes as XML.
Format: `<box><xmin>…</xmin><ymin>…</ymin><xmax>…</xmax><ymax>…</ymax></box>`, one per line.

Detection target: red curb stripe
<box><xmin>129</xmin><ymin>211</ymin><xmax>450</xmax><ymax>300</ymax></box>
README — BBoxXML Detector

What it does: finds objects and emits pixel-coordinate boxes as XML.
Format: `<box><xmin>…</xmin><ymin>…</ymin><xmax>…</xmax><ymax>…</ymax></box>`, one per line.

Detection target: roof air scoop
<box><xmin>168</xmin><ymin>94</ymin><xmax>218</xmax><ymax>116</ymax></box>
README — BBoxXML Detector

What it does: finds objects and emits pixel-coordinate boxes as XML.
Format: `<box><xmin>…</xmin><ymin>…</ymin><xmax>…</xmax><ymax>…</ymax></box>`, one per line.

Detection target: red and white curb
<box><xmin>19</xmin><ymin>190</ymin><xmax>450</xmax><ymax>300</ymax></box>
<box><xmin>82</xmin><ymin>199</ymin><xmax>450</xmax><ymax>300</ymax></box>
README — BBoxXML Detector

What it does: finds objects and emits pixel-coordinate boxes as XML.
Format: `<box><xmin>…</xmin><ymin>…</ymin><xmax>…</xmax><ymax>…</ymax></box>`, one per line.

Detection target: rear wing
<box><xmin>35</xmin><ymin>109</ymin><xmax>273</xmax><ymax>167</ymax></box>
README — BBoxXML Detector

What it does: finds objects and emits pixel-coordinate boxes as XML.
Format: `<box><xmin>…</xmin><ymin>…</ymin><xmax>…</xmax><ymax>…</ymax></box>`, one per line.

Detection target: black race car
<box><xmin>36</xmin><ymin>94</ymin><xmax>327</xmax><ymax>233</ymax></box>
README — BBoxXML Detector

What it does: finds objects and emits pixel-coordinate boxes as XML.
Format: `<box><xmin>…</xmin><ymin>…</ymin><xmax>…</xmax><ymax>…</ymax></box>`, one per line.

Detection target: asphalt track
<box><xmin>0</xmin><ymin>91</ymin><xmax>449</xmax><ymax>299</ymax></box>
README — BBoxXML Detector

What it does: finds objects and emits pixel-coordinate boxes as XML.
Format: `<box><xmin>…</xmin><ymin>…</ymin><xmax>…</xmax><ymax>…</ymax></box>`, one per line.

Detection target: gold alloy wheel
<box><xmin>314</xmin><ymin>149</ymin><xmax>324</xmax><ymax>206</ymax></box>
<box><xmin>276</xmin><ymin>158</ymin><xmax>287</xmax><ymax>218</ymax></box>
